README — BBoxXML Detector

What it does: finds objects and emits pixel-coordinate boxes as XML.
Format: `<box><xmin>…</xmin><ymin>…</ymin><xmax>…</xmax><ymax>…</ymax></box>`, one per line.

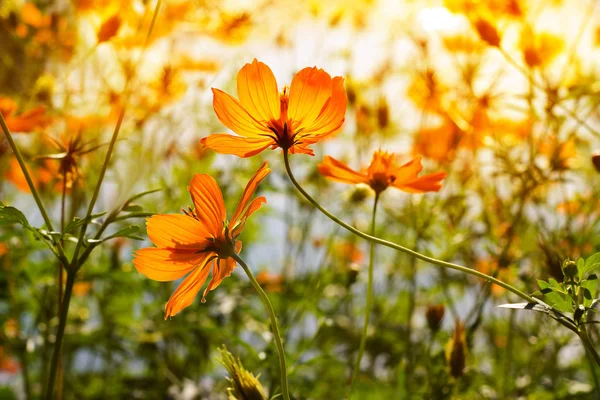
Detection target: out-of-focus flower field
<box><xmin>2</xmin><ymin>0</ymin><xmax>600</xmax><ymax>398</ymax></box>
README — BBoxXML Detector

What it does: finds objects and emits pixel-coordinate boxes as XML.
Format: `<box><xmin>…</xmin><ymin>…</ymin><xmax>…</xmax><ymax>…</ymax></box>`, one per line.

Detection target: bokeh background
<box><xmin>2</xmin><ymin>0</ymin><xmax>600</xmax><ymax>398</ymax></box>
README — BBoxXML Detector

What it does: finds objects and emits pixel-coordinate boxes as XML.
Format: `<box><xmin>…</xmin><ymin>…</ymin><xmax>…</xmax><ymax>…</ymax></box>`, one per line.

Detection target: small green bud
<box><xmin>562</xmin><ymin>260</ymin><xmax>578</xmax><ymax>279</ymax></box>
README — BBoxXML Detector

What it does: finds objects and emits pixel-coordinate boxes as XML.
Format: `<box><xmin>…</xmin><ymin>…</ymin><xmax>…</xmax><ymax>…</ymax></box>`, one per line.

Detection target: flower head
<box><xmin>318</xmin><ymin>150</ymin><xmax>447</xmax><ymax>195</ymax></box>
<box><xmin>133</xmin><ymin>162</ymin><xmax>271</xmax><ymax>319</ymax></box>
<box><xmin>201</xmin><ymin>59</ymin><xmax>347</xmax><ymax>157</ymax></box>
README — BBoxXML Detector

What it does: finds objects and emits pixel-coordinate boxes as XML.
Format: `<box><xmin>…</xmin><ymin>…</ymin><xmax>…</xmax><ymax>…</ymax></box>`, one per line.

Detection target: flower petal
<box><xmin>133</xmin><ymin>248</ymin><xmax>207</xmax><ymax>282</ymax></box>
<box><xmin>318</xmin><ymin>156</ymin><xmax>368</xmax><ymax>185</ymax></box>
<box><xmin>395</xmin><ymin>172</ymin><xmax>447</xmax><ymax>193</ymax></box>
<box><xmin>201</xmin><ymin>134</ymin><xmax>274</xmax><ymax>158</ymax></box>
<box><xmin>203</xmin><ymin>254</ymin><xmax>238</xmax><ymax>300</ymax></box>
<box><xmin>146</xmin><ymin>214</ymin><xmax>212</xmax><ymax>250</ymax></box>
<box><xmin>188</xmin><ymin>174</ymin><xmax>226</xmax><ymax>236</ymax></box>
<box><xmin>212</xmin><ymin>88</ymin><xmax>271</xmax><ymax>138</ymax></box>
<box><xmin>289</xmin><ymin>67</ymin><xmax>333</xmax><ymax>128</ymax></box>
<box><xmin>231</xmin><ymin>196</ymin><xmax>266</xmax><ymax>238</ymax></box>
<box><xmin>237</xmin><ymin>59</ymin><xmax>280</xmax><ymax>123</ymax></box>
<box><xmin>298</xmin><ymin>76</ymin><xmax>347</xmax><ymax>139</ymax></box>
<box><xmin>230</xmin><ymin>161</ymin><xmax>271</xmax><ymax>228</ymax></box>
<box><xmin>164</xmin><ymin>255</ymin><xmax>216</xmax><ymax>319</ymax></box>
<box><xmin>389</xmin><ymin>156</ymin><xmax>424</xmax><ymax>184</ymax></box>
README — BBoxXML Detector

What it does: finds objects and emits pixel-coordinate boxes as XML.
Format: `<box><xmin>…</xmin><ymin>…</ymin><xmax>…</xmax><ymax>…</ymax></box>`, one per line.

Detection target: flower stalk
<box><xmin>231</xmin><ymin>253</ymin><xmax>291</xmax><ymax>400</ymax></box>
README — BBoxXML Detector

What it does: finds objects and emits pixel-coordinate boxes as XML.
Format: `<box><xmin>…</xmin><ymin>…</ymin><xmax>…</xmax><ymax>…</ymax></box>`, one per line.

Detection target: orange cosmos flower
<box><xmin>201</xmin><ymin>59</ymin><xmax>347</xmax><ymax>157</ymax></box>
<box><xmin>318</xmin><ymin>150</ymin><xmax>447</xmax><ymax>195</ymax></box>
<box><xmin>133</xmin><ymin>162</ymin><xmax>270</xmax><ymax>319</ymax></box>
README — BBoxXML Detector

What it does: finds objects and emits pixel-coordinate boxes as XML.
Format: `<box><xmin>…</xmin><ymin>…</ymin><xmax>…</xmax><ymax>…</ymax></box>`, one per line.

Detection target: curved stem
<box><xmin>350</xmin><ymin>193</ymin><xmax>379</xmax><ymax>396</ymax></box>
<box><xmin>580</xmin><ymin>325</ymin><xmax>600</xmax><ymax>368</ymax></box>
<box><xmin>231</xmin><ymin>253</ymin><xmax>291</xmax><ymax>400</ymax></box>
<box><xmin>282</xmin><ymin>150</ymin><xmax>536</xmax><ymax>304</ymax></box>
<box><xmin>44</xmin><ymin>269</ymin><xmax>76</xmax><ymax>400</ymax></box>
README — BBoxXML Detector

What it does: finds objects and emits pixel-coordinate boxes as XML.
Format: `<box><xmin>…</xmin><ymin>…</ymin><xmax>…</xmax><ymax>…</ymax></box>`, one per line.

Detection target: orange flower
<box><xmin>318</xmin><ymin>150</ymin><xmax>446</xmax><ymax>195</ymax></box>
<box><xmin>0</xmin><ymin>97</ymin><xmax>49</xmax><ymax>133</ymax></box>
<box><xmin>201</xmin><ymin>59</ymin><xmax>347</xmax><ymax>157</ymax></box>
<box><xmin>133</xmin><ymin>162</ymin><xmax>271</xmax><ymax>319</ymax></box>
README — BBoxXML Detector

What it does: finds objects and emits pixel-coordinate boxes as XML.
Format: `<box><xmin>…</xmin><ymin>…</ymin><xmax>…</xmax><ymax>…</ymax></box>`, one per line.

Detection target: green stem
<box><xmin>580</xmin><ymin>325</ymin><xmax>600</xmax><ymax>368</ymax></box>
<box><xmin>282</xmin><ymin>150</ymin><xmax>536</xmax><ymax>304</ymax></box>
<box><xmin>71</xmin><ymin>0</ymin><xmax>163</xmax><ymax>267</ymax></box>
<box><xmin>0</xmin><ymin>113</ymin><xmax>69</xmax><ymax>266</ymax></box>
<box><xmin>231</xmin><ymin>253</ymin><xmax>291</xmax><ymax>400</ymax></box>
<box><xmin>44</xmin><ymin>269</ymin><xmax>76</xmax><ymax>400</ymax></box>
<box><xmin>350</xmin><ymin>193</ymin><xmax>379</xmax><ymax>396</ymax></box>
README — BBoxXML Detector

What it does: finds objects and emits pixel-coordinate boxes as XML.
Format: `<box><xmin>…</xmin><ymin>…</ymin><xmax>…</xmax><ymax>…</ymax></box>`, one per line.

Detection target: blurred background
<box><xmin>1</xmin><ymin>0</ymin><xmax>600</xmax><ymax>398</ymax></box>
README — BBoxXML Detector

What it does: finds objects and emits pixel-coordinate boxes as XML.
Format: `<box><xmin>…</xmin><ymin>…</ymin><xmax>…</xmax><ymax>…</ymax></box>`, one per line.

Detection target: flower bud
<box><xmin>219</xmin><ymin>346</ymin><xmax>267</xmax><ymax>400</ymax></box>
<box><xmin>592</xmin><ymin>153</ymin><xmax>600</xmax><ymax>172</ymax></box>
<box><xmin>445</xmin><ymin>322</ymin><xmax>467</xmax><ymax>378</ymax></box>
<box><xmin>425</xmin><ymin>304</ymin><xmax>445</xmax><ymax>332</ymax></box>
<box><xmin>561</xmin><ymin>259</ymin><xmax>578</xmax><ymax>279</ymax></box>
<box><xmin>474</xmin><ymin>18</ymin><xmax>501</xmax><ymax>48</ymax></box>
<box><xmin>376</xmin><ymin>97</ymin><xmax>389</xmax><ymax>130</ymax></box>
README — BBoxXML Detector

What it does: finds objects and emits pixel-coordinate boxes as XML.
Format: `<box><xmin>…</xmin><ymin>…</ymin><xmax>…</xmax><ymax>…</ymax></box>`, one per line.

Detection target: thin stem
<box><xmin>71</xmin><ymin>0</ymin><xmax>163</xmax><ymax>267</ymax></box>
<box><xmin>350</xmin><ymin>193</ymin><xmax>379</xmax><ymax>396</ymax></box>
<box><xmin>282</xmin><ymin>150</ymin><xmax>536</xmax><ymax>304</ymax></box>
<box><xmin>0</xmin><ymin>113</ymin><xmax>69</xmax><ymax>266</ymax></box>
<box><xmin>580</xmin><ymin>325</ymin><xmax>600</xmax><ymax>368</ymax></box>
<box><xmin>231</xmin><ymin>253</ymin><xmax>291</xmax><ymax>400</ymax></box>
<box><xmin>44</xmin><ymin>269</ymin><xmax>76</xmax><ymax>400</ymax></box>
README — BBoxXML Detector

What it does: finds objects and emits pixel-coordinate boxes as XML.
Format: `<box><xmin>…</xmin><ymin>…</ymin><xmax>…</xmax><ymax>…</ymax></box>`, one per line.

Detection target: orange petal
<box><xmin>201</xmin><ymin>134</ymin><xmax>274</xmax><ymax>158</ymax></box>
<box><xmin>395</xmin><ymin>171</ymin><xmax>447</xmax><ymax>193</ymax></box>
<box><xmin>237</xmin><ymin>59</ymin><xmax>280</xmax><ymax>123</ymax></box>
<box><xmin>231</xmin><ymin>196</ymin><xmax>266</xmax><ymax>238</ymax></box>
<box><xmin>212</xmin><ymin>88</ymin><xmax>271</xmax><ymax>138</ymax></box>
<box><xmin>298</xmin><ymin>76</ymin><xmax>347</xmax><ymax>139</ymax></box>
<box><xmin>389</xmin><ymin>156</ymin><xmax>424</xmax><ymax>184</ymax></box>
<box><xmin>202</xmin><ymin>256</ymin><xmax>237</xmax><ymax>300</ymax></box>
<box><xmin>164</xmin><ymin>255</ymin><xmax>216</xmax><ymax>319</ymax></box>
<box><xmin>146</xmin><ymin>214</ymin><xmax>212</xmax><ymax>250</ymax></box>
<box><xmin>318</xmin><ymin>156</ymin><xmax>368</xmax><ymax>185</ymax></box>
<box><xmin>289</xmin><ymin>67</ymin><xmax>333</xmax><ymax>128</ymax></box>
<box><xmin>133</xmin><ymin>248</ymin><xmax>207</xmax><ymax>282</ymax></box>
<box><xmin>188</xmin><ymin>174</ymin><xmax>226</xmax><ymax>235</ymax></box>
<box><xmin>230</xmin><ymin>161</ymin><xmax>271</xmax><ymax>227</ymax></box>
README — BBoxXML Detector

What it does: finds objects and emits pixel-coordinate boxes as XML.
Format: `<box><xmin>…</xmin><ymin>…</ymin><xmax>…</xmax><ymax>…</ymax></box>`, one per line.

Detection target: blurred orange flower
<box><xmin>0</xmin><ymin>243</ymin><xmax>7</xmax><ymax>257</ymax></box>
<box><xmin>520</xmin><ymin>29</ymin><xmax>564</xmax><ymax>68</ymax></box>
<box><xmin>413</xmin><ymin>119</ymin><xmax>461</xmax><ymax>163</ymax></box>
<box><xmin>202</xmin><ymin>59</ymin><xmax>347</xmax><ymax>157</ymax></box>
<box><xmin>97</xmin><ymin>14</ymin><xmax>122</xmax><ymax>43</ymax></box>
<box><xmin>133</xmin><ymin>162</ymin><xmax>271</xmax><ymax>319</ymax></box>
<box><xmin>0</xmin><ymin>97</ymin><xmax>50</xmax><ymax>133</ymax></box>
<box><xmin>256</xmin><ymin>270</ymin><xmax>284</xmax><ymax>292</ymax></box>
<box><xmin>319</xmin><ymin>150</ymin><xmax>446</xmax><ymax>195</ymax></box>
<box><xmin>4</xmin><ymin>157</ymin><xmax>56</xmax><ymax>193</ymax></box>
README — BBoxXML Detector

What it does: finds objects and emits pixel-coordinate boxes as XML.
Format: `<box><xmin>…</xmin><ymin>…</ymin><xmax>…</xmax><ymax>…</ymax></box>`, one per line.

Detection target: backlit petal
<box><xmin>231</xmin><ymin>196</ymin><xmax>266</xmax><ymax>238</ymax></box>
<box><xmin>133</xmin><ymin>248</ymin><xmax>208</xmax><ymax>282</ymax></box>
<box><xmin>395</xmin><ymin>171</ymin><xmax>447</xmax><ymax>193</ymax></box>
<box><xmin>188</xmin><ymin>174</ymin><xmax>226</xmax><ymax>235</ymax></box>
<box><xmin>203</xmin><ymin>255</ymin><xmax>237</xmax><ymax>301</ymax></box>
<box><xmin>201</xmin><ymin>134</ymin><xmax>274</xmax><ymax>158</ymax></box>
<box><xmin>298</xmin><ymin>76</ymin><xmax>347</xmax><ymax>139</ymax></box>
<box><xmin>212</xmin><ymin>88</ymin><xmax>271</xmax><ymax>137</ymax></box>
<box><xmin>146</xmin><ymin>214</ymin><xmax>212</xmax><ymax>249</ymax></box>
<box><xmin>230</xmin><ymin>161</ymin><xmax>271</xmax><ymax>227</ymax></box>
<box><xmin>318</xmin><ymin>156</ymin><xmax>368</xmax><ymax>185</ymax></box>
<box><xmin>164</xmin><ymin>255</ymin><xmax>216</xmax><ymax>319</ymax></box>
<box><xmin>237</xmin><ymin>59</ymin><xmax>280</xmax><ymax>123</ymax></box>
<box><xmin>289</xmin><ymin>67</ymin><xmax>333</xmax><ymax>128</ymax></box>
<box><xmin>389</xmin><ymin>156</ymin><xmax>424</xmax><ymax>184</ymax></box>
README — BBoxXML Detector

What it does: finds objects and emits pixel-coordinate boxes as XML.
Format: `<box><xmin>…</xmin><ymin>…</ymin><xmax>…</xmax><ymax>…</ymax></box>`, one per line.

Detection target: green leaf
<box><xmin>582</xmin><ymin>253</ymin><xmax>600</xmax><ymax>278</ymax></box>
<box><xmin>124</xmin><ymin>188</ymin><xmax>161</xmax><ymax>205</ymax></box>
<box><xmin>63</xmin><ymin>212</ymin><xmax>107</xmax><ymax>234</ymax></box>
<box><xmin>577</xmin><ymin>257</ymin><xmax>586</xmax><ymax>280</ymax></box>
<box><xmin>94</xmin><ymin>225</ymin><xmax>144</xmax><ymax>243</ymax></box>
<box><xmin>581</xmin><ymin>274</ymin><xmax>598</xmax><ymax>308</ymax></box>
<box><xmin>537</xmin><ymin>280</ymin><xmax>573</xmax><ymax>313</ymax></box>
<box><xmin>0</xmin><ymin>204</ymin><xmax>31</xmax><ymax>227</ymax></box>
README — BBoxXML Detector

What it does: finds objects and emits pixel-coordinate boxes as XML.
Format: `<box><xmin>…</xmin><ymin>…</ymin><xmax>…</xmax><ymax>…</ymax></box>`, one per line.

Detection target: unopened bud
<box><xmin>426</xmin><ymin>304</ymin><xmax>445</xmax><ymax>332</ymax></box>
<box><xmin>562</xmin><ymin>259</ymin><xmax>578</xmax><ymax>279</ymax></box>
<box><xmin>219</xmin><ymin>346</ymin><xmax>267</xmax><ymax>400</ymax></box>
<box><xmin>592</xmin><ymin>153</ymin><xmax>600</xmax><ymax>172</ymax></box>
<box><xmin>474</xmin><ymin>18</ymin><xmax>501</xmax><ymax>48</ymax></box>
<box><xmin>376</xmin><ymin>97</ymin><xmax>389</xmax><ymax>130</ymax></box>
<box><xmin>445</xmin><ymin>322</ymin><xmax>467</xmax><ymax>378</ymax></box>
